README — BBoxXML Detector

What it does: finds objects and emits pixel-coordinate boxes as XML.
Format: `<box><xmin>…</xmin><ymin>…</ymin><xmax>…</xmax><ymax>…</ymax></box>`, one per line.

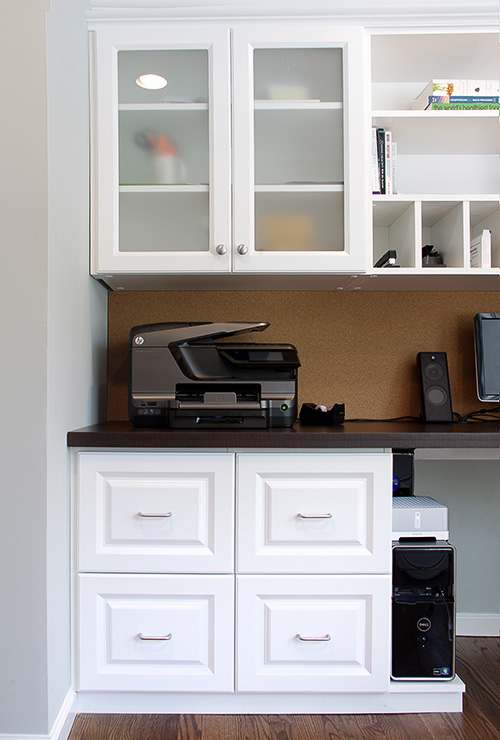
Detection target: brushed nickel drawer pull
<box><xmin>297</xmin><ymin>633</ymin><xmax>331</xmax><ymax>642</ymax></box>
<box><xmin>297</xmin><ymin>512</ymin><xmax>332</xmax><ymax>519</ymax></box>
<box><xmin>137</xmin><ymin>632</ymin><xmax>172</xmax><ymax>641</ymax></box>
<box><xmin>137</xmin><ymin>512</ymin><xmax>173</xmax><ymax>518</ymax></box>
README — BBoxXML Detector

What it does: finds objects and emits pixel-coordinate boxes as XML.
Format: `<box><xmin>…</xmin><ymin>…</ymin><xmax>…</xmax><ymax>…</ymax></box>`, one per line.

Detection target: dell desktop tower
<box><xmin>392</xmin><ymin>542</ymin><xmax>455</xmax><ymax>680</ymax></box>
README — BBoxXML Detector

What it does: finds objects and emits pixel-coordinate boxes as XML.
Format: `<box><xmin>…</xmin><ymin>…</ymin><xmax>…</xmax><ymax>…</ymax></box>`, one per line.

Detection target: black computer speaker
<box><xmin>418</xmin><ymin>352</ymin><xmax>453</xmax><ymax>423</ymax></box>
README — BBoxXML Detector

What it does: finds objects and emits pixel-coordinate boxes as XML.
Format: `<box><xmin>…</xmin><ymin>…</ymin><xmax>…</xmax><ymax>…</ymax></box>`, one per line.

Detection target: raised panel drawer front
<box><xmin>237</xmin><ymin>575</ymin><xmax>390</xmax><ymax>693</ymax></box>
<box><xmin>77</xmin><ymin>574</ymin><xmax>234</xmax><ymax>692</ymax></box>
<box><xmin>77</xmin><ymin>452</ymin><xmax>234</xmax><ymax>573</ymax></box>
<box><xmin>237</xmin><ymin>453</ymin><xmax>392</xmax><ymax>573</ymax></box>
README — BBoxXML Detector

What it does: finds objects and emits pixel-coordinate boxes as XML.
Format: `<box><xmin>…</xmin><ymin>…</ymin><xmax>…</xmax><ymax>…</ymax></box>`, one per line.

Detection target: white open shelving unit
<box><xmin>369</xmin><ymin>30</ymin><xmax>500</xmax><ymax>286</ymax></box>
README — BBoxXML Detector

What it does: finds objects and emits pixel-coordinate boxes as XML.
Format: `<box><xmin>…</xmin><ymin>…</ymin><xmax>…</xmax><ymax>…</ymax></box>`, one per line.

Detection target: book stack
<box><xmin>372</xmin><ymin>127</ymin><xmax>397</xmax><ymax>195</ymax></box>
<box><xmin>413</xmin><ymin>79</ymin><xmax>499</xmax><ymax>110</ymax></box>
<box><xmin>470</xmin><ymin>229</ymin><xmax>492</xmax><ymax>268</ymax></box>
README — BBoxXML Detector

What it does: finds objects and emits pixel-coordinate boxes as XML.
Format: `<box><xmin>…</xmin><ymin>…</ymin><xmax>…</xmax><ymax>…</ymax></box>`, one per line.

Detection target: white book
<box><xmin>470</xmin><ymin>229</ymin><xmax>492</xmax><ymax>268</ymax></box>
<box><xmin>384</xmin><ymin>130</ymin><xmax>393</xmax><ymax>195</ymax></box>
<box><xmin>390</xmin><ymin>142</ymin><xmax>397</xmax><ymax>195</ymax></box>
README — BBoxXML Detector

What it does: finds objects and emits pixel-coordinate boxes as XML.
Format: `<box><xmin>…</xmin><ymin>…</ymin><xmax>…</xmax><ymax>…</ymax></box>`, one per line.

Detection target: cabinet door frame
<box><xmin>90</xmin><ymin>24</ymin><xmax>232</xmax><ymax>274</ymax></box>
<box><xmin>231</xmin><ymin>22</ymin><xmax>370</xmax><ymax>273</ymax></box>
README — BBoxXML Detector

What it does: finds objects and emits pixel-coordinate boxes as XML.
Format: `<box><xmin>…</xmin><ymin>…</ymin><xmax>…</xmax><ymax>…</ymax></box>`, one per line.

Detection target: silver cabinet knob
<box><xmin>237</xmin><ymin>244</ymin><xmax>248</xmax><ymax>255</ymax></box>
<box><xmin>215</xmin><ymin>244</ymin><xmax>227</xmax><ymax>255</ymax></box>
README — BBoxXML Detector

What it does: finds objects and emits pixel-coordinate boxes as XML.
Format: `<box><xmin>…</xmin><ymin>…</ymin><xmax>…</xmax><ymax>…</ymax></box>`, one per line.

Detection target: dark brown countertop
<box><xmin>67</xmin><ymin>420</ymin><xmax>500</xmax><ymax>450</ymax></box>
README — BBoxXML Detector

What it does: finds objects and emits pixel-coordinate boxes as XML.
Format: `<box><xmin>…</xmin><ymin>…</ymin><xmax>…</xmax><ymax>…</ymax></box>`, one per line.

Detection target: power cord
<box><xmin>346</xmin><ymin>410</ymin><xmax>500</xmax><ymax>423</ymax></box>
<box><xmin>454</xmin><ymin>407</ymin><xmax>500</xmax><ymax>423</ymax></box>
<box><xmin>345</xmin><ymin>415</ymin><xmax>421</xmax><ymax>423</ymax></box>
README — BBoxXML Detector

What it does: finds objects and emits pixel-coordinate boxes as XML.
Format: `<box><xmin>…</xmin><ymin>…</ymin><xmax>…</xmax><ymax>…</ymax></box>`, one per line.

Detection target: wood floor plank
<box><xmin>68</xmin><ymin>713</ymin><xmax>180</xmax><ymax>740</ymax></box>
<box><xmin>67</xmin><ymin>638</ymin><xmax>500</xmax><ymax>740</ymax></box>
<box><xmin>231</xmin><ymin>714</ymin><xmax>294</xmax><ymax>740</ymax></box>
<box><xmin>200</xmin><ymin>714</ymin><xmax>241</xmax><ymax>740</ymax></box>
<box><xmin>179</xmin><ymin>715</ymin><xmax>203</xmax><ymax>740</ymax></box>
<box><xmin>322</xmin><ymin>712</ymin><xmax>428</xmax><ymax>739</ymax></box>
<box><xmin>285</xmin><ymin>714</ymin><xmax>338</xmax><ymax>740</ymax></box>
<box><xmin>456</xmin><ymin>636</ymin><xmax>500</xmax><ymax>732</ymax></box>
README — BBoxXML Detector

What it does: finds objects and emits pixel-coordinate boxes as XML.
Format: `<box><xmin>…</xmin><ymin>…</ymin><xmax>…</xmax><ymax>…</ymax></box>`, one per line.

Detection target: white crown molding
<box><xmin>87</xmin><ymin>0</ymin><xmax>499</xmax><ymax>28</ymax></box>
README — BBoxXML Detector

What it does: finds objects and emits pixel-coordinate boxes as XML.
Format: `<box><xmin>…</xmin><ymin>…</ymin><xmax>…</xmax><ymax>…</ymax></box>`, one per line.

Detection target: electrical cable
<box><xmin>345</xmin><ymin>410</ymin><xmax>500</xmax><ymax>424</ymax></box>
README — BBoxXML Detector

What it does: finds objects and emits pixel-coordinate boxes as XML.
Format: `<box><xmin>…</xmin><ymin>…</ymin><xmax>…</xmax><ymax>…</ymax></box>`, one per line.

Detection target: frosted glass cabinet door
<box><xmin>232</xmin><ymin>25</ymin><xmax>369</xmax><ymax>273</ymax></box>
<box><xmin>90</xmin><ymin>26</ymin><xmax>232</xmax><ymax>274</ymax></box>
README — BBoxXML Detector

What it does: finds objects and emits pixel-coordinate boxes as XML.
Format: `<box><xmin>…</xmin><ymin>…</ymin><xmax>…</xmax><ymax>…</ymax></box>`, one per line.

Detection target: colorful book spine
<box><xmin>430</xmin><ymin>102</ymin><xmax>499</xmax><ymax>110</ymax></box>
<box><xmin>413</xmin><ymin>79</ymin><xmax>500</xmax><ymax>109</ymax></box>
<box><xmin>448</xmin><ymin>96</ymin><xmax>499</xmax><ymax>103</ymax></box>
<box><xmin>422</xmin><ymin>95</ymin><xmax>499</xmax><ymax>109</ymax></box>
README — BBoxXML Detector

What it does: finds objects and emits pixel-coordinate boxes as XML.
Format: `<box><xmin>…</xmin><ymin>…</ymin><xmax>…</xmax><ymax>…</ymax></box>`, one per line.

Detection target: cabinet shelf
<box><xmin>256</xmin><ymin>183</ymin><xmax>344</xmax><ymax>192</ymax></box>
<box><xmin>372</xmin><ymin>196</ymin><xmax>500</xmax><ymax>271</ymax></box>
<box><xmin>371</xmin><ymin>267</ymin><xmax>499</xmax><ymax>276</ymax></box>
<box><xmin>255</xmin><ymin>100</ymin><xmax>342</xmax><ymax>110</ymax></box>
<box><xmin>119</xmin><ymin>184</ymin><xmax>209</xmax><ymax>192</ymax></box>
<box><xmin>373</xmin><ymin>109</ymin><xmax>499</xmax><ymax>119</ymax></box>
<box><xmin>373</xmin><ymin>194</ymin><xmax>500</xmax><ymax>203</ymax></box>
<box><xmin>119</xmin><ymin>102</ymin><xmax>208</xmax><ymax>111</ymax></box>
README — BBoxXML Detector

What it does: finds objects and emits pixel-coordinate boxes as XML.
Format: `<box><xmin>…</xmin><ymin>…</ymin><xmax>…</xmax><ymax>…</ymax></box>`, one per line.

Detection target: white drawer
<box><xmin>77</xmin><ymin>452</ymin><xmax>234</xmax><ymax>573</ymax></box>
<box><xmin>237</xmin><ymin>453</ymin><xmax>392</xmax><ymax>573</ymax></box>
<box><xmin>77</xmin><ymin>573</ymin><xmax>234</xmax><ymax>692</ymax></box>
<box><xmin>236</xmin><ymin>574</ymin><xmax>390</xmax><ymax>693</ymax></box>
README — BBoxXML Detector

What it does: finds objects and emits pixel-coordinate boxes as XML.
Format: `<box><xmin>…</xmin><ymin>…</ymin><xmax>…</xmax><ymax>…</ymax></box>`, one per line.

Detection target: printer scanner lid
<box><xmin>130</xmin><ymin>321</ymin><xmax>270</xmax><ymax>348</ymax></box>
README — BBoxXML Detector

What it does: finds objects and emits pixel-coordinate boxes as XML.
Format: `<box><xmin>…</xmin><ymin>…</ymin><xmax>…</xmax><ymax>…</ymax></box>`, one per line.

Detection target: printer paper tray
<box><xmin>177</xmin><ymin>401</ymin><xmax>262</xmax><ymax>411</ymax></box>
<box><xmin>169</xmin><ymin>412</ymin><xmax>268</xmax><ymax>429</ymax></box>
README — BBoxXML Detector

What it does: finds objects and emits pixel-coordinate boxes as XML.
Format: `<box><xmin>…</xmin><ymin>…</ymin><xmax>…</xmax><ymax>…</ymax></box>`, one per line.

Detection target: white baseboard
<box><xmin>456</xmin><ymin>612</ymin><xmax>500</xmax><ymax>636</ymax></box>
<box><xmin>73</xmin><ymin>680</ymin><xmax>464</xmax><ymax>714</ymax></box>
<box><xmin>0</xmin><ymin>688</ymin><xmax>76</xmax><ymax>740</ymax></box>
<box><xmin>51</xmin><ymin>689</ymin><xmax>77</xmax><ymax>740</ymax></box>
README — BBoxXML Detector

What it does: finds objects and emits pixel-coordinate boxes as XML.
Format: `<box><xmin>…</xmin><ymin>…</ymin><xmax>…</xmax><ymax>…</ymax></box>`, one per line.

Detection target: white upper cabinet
<box><xmin>90</xmin><ymin>25</ymin><xmax>232</xmax><ymax>277</ymax></box>
<box><xmin>89</xmin><ymin>15</ymin><xmax>498</xmax><ymax>289</ymax></box>
<box><xmin>89</xmin><ymin>21</ymin><xmax>369</xmax><ymax>283</ymax></box>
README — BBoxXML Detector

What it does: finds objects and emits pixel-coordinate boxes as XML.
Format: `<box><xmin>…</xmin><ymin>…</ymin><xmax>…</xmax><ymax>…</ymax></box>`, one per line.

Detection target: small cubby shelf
<box><xmin>372</xmin><ymin>195</ymin><xmax>500</xmax><ymax>272</ymax></box>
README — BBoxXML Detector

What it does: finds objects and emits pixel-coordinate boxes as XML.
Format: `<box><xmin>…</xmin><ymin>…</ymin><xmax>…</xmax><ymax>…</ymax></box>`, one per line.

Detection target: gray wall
<box><xmin>415</xmin><ymin>458</ymin><xmax>500</xmax><ymax>616</ymax></box>
<box><xmin>0</xmin><ymin>0</ymin><xmax>107</xmax><ymax>733</ymax></box>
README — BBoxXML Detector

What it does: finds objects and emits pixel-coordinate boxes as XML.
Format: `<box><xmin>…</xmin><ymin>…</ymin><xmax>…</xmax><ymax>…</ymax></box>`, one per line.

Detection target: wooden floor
<box><xmin>68</xmin><ymin>637</ymin><xmax>500</xmax><ymax>740</ymax></box>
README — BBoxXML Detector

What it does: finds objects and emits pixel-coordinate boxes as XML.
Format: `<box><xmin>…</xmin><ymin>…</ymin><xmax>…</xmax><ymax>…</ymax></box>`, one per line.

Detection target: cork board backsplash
<box><xmin>107</xmin><ymin>291</ymin><xmax>500</xmax><ymax>422</ymax></box>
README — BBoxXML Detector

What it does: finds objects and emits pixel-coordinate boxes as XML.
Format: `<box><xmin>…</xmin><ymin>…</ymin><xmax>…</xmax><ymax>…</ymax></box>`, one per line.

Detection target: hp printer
<box><xmin>129</xmin><ymin>321</ymin><xmax>300</xmax><ymax>428</ymax></box>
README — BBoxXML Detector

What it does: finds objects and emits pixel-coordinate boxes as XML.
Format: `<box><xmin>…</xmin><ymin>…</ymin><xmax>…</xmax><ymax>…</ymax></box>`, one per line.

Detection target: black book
<box><xmin>376</xmin><ymin>127</ymin><xmax>386</xmax><ymax>194</ymax></box>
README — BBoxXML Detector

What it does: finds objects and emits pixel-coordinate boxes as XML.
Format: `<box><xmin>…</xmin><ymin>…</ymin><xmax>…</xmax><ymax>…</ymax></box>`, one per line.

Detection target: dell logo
<box><xmin>417</xmin><ymin>617</ymin><xmax>431</xmax><ymax>632</ymax></box>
